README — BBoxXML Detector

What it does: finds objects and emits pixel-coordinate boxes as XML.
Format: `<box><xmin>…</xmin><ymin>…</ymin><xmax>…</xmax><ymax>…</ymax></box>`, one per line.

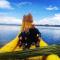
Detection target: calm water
<box><xmin>0</xmin><ymin>25</ymin><xmax>60</xmax><ymax>47</ymax></box>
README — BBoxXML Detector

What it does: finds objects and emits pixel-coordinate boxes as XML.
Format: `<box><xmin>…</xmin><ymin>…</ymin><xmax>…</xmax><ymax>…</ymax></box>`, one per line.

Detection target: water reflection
<box><xmin>0</xmin><ymin>26</ymin><xmax>60</xmax><ymax>47</ymax></box>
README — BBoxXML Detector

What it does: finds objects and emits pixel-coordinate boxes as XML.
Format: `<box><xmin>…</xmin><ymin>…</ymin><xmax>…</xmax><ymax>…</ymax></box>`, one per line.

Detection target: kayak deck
<box><xmin>0</xmin><ymin>45</ymin><xmax>60</xmax><ymax>59</ymax></box>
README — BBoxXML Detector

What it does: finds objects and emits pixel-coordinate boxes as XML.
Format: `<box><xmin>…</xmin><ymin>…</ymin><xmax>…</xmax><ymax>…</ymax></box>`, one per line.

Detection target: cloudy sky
<box><xmin>0</xmin><ymin>0</ymin><xmax>60</xmax><ymax>25</ymax></box>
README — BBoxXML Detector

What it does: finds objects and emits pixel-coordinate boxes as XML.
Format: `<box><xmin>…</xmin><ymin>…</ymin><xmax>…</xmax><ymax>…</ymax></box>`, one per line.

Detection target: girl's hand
<box><xmin>19</xmin><ymin>37</ymin><xmax>22</xmax><ymax>40</ymax></box>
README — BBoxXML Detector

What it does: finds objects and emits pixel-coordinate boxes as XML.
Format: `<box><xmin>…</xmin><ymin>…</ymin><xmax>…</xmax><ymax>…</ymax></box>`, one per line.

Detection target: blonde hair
<box><xmin>21</xmin><ymin>14</ymin><xmax>33</xmax><ymax>32</ymax></box>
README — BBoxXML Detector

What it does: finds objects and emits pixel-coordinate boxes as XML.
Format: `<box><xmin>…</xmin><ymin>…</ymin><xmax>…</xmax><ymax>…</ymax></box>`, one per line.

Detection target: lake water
<box><xmin>0</xmin><ymin>25</ymin><xmax>60</xmax><ymax>47</ymax></box>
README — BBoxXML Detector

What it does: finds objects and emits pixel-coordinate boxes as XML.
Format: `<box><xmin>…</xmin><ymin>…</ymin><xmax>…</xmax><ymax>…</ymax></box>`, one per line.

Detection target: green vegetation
<box><xmin>0</xmin><ymin>44</ymin><xmax>60</xmax><ymax>60</ymax></box>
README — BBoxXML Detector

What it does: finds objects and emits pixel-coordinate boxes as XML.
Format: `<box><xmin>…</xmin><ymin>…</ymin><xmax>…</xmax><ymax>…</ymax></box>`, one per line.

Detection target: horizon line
<box><xmin>0</xmin><ymin>23</ymin><xmax>60</xmax><ymax>27</ymax></box>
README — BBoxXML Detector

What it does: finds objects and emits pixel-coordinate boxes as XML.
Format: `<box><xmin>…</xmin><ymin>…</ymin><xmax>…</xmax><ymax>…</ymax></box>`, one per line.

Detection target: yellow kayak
<box><xmin>0</xmin><ymin>35</ymin><xmax>59</xmax><ymax>60</ymax></box>
<box><xmin>0</xmin><ymin>36</ymin><xmax>48</xmax><ymax>52</ymax></box>
<box><xmin>0</xmin><ymin>36</ymin><xmax>47</xmax><ymax>60</ymax></box>
<box><xmin>0</xmin><ymin>36</ymin><xmax>60</xmax><ymax>60</ymax></box>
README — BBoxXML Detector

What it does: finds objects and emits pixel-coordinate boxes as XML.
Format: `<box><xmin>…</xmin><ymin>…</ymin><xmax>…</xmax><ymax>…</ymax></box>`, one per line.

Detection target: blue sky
<box><xmin>0</xmin><ymin>0</ymin><xmax>60</xmax><ymax>25</ymax></box>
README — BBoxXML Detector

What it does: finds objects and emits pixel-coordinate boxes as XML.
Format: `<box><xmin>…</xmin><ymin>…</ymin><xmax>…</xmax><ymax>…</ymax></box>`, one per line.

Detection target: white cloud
<box><xmin>0</xmin><ymin>0</ymin><xmax>13</xmax><ymax>9</ymax></box>
<box><xmin>40</xmin><ymin>13</ymin><xmax>60</xmax><ymax>25</ymax></box>
<box><xmin>19</xmin><ymin>2</ymin><xmax>32</xmax><ymax>5</ymax></box>
<box><xmin>46</xmin><ymin>5</ymin><xmax>59</xmax><ymax>10</ymax></box>
<box><xmin>16</xmin><ymin>2</ymin><xmax>32</xmax><ymax>8</ymax></box>
<box><xmin>0</xmin><ymin>13</ymin><xmax>60</xmax><ymax>25</ymax></box>
<box><xmin>33</xmin><ymin>13</ymin><xmax>60</xmax><ymax>25</ymax></box>
<box><xmin>0</xmin><ymin>15</ymin><xmax>22</xmax><ymax>24</ymax></box>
